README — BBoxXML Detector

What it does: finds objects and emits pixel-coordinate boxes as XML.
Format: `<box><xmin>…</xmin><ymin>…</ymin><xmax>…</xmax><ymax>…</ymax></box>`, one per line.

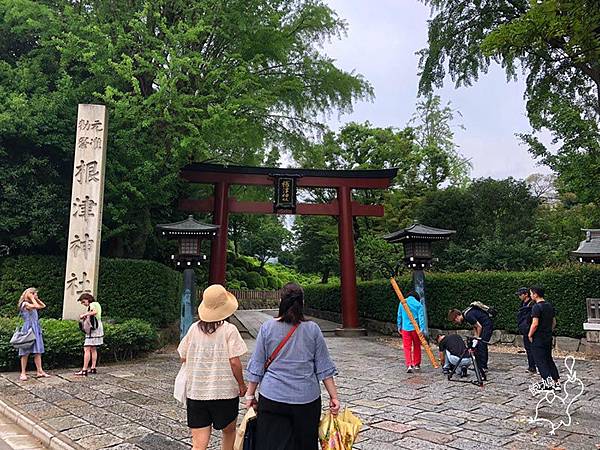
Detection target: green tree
<box><xmin>240</xmin><ymin>217</ymin><xmax>291</xmax><ymax>267</ymax></box>
<box><xmin>355</xmin><ymin>235</ymin><xmax>400</xmax><ymax>281</ymax></box>
<box><xmin>294</xmin><ymin>122</ymin><xmax>418</xmax><ymax>193</ymax></box>
<box><xmin>0</xmin><ymin>0</ymin><xmax>371</xmax><ymax>256</ymax></box>
<box><xmin>411</xmin><ymin>94</ymin><xmax>471</xmax><ymax>189</ymax></box>
<box><xmin>415</xmin><ymin>178</ymin><xmax>543</xmax><ymax>270</ymax></box>
<box><xmin>292</xmin><ymin>216</ymin><xmax>338</xmax><ymax>283</ymax></box>
<box><xmin>418</xmin><ymin>0</ymin><xmax>600</xmax><ymax>205</ymax></box>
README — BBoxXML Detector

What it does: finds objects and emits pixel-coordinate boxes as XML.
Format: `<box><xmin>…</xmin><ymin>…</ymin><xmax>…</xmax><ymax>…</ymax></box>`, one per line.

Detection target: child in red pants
<box><xmin>397</xmin><ymin>291</ymin><xmax>426</xmax><ymax>373</ymax></box>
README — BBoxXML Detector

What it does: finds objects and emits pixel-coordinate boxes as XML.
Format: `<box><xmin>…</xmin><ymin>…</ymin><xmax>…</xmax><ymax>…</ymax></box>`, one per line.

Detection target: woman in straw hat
<box><xmin>17</xmin><ymin>287</ymin><xmax>50</xmax><ymax>381</ymax></box>
<box><xmin>178</xmin><ymin>284</ymin><xmax>248</xmax><ymax>450</ymax></box>
<box><xmin>245</xmin><ymin>282</ymin><xmax>340</xmax><ymax>450</ymax></box>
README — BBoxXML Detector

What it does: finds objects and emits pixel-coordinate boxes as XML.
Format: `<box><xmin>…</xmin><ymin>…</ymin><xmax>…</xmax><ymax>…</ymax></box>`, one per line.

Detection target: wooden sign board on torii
<box><xmin>179</xmin><ymin>163</ymin><xmax>398</xmax><ymax>335</ymax></box>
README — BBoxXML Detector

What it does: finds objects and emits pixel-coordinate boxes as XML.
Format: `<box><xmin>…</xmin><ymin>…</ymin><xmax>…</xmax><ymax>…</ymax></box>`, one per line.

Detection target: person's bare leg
<box><xmin>90</xmin><ymin>347</ymin><xmax>98</xmax><ymax>370</ymax></box>
<box><xmin>20</xmin><ymin>355</ymin><xmax>28</xmax><ymax>380</ymax></box>
<box><xmin>220</xmin><ymin>420</ymin><xmax>237</xmax><ymax>450</ymax></box>
<box><xmin>75</xmin><ymin>347</ymin><xmax>91</xmax><ymax>375</ymax></box>
<box><xmin>191</xmin><ymin>426</ymin><xmax>211</xmax><ymax>450</ymax></box>
<box><xmin>33</xmin><ymin>354</ymin><xmax>48</xmax><ymax>376</ymax></box>
<box><xmin>83</xmin><ymin>346</ymin><xmax>91</xmax><ymax>371</ymax></box>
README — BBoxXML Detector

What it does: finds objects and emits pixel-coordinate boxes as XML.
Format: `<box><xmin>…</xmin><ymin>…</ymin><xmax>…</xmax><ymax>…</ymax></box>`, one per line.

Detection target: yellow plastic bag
<box><xmin>234</xmin><ymin>408</ymin><xmax>256</xmax><ymax>450</ymax></box>
<box><xmin>318</xmin><ymin>409</ymin><xmax>362</xmax><ymax>450</ymax></box>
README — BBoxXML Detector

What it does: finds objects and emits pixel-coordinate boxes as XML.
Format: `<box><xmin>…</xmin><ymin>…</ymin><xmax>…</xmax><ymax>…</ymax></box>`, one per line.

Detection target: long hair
<box><xmin>278</xmin><ymin>283</ymin><xmax>306</xmax><ymax>324</ymax></box>
<box><xmin>18</xmin><ymin>287</ymin><xmax>37</xmax><ymax>310</ymax></box>
<box><xmin>198</xmin><ymin>320</ymin><xmax>224</xmax><ymax>334</ymax></box>
<box><xmin>530</xmin><ymin>286</ymin><xmax>545</xmax><ymax>299</ymax></box>
<box><xmin>406</xmin><ymin>290</ymin><xmax>420</xmax><ymax>301</ymax></box>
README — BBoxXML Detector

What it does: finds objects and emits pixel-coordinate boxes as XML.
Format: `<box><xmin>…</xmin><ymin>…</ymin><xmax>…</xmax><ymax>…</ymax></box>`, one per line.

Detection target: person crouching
<box><xmin>436</xmin><ymin>334</ymin><xmax>470</xmax><ymax>377</ymax></box>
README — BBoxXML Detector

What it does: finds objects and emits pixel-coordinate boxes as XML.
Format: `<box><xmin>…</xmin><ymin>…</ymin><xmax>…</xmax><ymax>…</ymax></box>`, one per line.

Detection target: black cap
<box><xmin>515</xmin><ymin>287</ymin><xmax>529</xmax><ymax>296</ymax></box>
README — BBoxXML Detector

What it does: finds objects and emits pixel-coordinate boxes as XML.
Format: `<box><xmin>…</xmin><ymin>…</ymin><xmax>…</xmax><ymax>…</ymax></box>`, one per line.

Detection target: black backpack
<box><xmin>464</xmin><ymin>301</ymin><xmax>497</xmax><ymax>320</ymax></box>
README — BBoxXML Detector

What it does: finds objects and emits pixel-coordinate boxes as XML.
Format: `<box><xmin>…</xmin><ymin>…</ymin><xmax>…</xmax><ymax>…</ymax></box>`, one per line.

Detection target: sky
<box><xmin>321</xmin><ymin>0</ymin><xmax>551</xmax><ymax>180</ymax></box>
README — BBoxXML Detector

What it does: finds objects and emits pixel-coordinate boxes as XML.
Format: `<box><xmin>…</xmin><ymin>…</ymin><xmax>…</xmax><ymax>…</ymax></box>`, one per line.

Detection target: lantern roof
<box><xmin>383</xmin><ymin>223</ymin><xmax>456</xmax><ymax>243</ymax></box>
<box><xmin>571</xmin><ymin>229</ymin><xmax>600</xmax><ymax>261</ymax></box>
<box><xmin>156</xmin><ymin>215</ymin><xmax>219</xmax><ymax>237</ymax></box>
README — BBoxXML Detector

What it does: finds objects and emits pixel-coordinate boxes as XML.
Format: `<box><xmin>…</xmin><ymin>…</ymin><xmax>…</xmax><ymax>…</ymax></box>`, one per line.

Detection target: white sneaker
<box><xmin>406</xmin><ymin>366</ymin><xmax>414</xmax><ymax>373</ymax></box>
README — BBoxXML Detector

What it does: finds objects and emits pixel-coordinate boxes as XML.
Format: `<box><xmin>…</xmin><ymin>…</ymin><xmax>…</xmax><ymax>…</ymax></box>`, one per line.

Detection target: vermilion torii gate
<box><xmin>179</xmin><ymin>163</ymin><xmax>398</xmax><ymax>333</ymax></box>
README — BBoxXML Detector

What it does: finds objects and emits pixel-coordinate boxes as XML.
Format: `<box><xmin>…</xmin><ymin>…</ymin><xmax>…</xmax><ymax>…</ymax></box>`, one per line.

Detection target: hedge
<box><xmin>0</xmin><ymin>317</ymin><xmax>158</xmax><ymax>371</ymax></box>
<box><xmin>0</xmin><ymin>256</ymin><xmax>181</xmax><ymax>328</ymax></box>
<box><xmin>304</xmin><ymin>264</ymin><xmax>600</xmax><ymax>338</ymax></box>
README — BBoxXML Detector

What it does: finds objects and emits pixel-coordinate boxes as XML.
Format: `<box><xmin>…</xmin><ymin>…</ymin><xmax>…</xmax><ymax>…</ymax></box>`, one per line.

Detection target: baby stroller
<box><xmin>445</xmin><ymin>336</ymin><xmax>486</xmax><ymax>387</ymax></box>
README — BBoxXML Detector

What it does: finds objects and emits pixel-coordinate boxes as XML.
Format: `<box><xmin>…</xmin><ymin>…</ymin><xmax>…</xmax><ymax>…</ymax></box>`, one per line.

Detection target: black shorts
<box><xmin>186</xmin><ymin>397</ymin><xmax>239</xmax><ymax>430</ymax></box>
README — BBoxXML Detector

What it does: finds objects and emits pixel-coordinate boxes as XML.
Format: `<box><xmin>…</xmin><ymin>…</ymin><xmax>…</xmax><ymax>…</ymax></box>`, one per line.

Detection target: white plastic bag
<box><xmin>173</xmin><ymin>362</ymin><xmax>187</xmax><ymax>404</ymax></box>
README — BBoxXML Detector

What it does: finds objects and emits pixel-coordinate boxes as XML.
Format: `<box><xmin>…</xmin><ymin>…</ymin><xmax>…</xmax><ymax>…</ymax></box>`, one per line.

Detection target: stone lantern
<box><xmin>571</xmin><ymin>229</ymin><xmax>600</xmax><ymax>264</ymax></box>
<box><xmin>571</xmin><ymin>229</ymin><xmax>600</xmax><ymax>359</ymax></box>
<box><xmin>384</xmin><ymin>223</ymin><xmax>455</xmax><ymax>334</ymax></box>
<box><xmin>157</xmin><ymin>216</ymin><xmax>219</xmax><ymax>338</ymax></box>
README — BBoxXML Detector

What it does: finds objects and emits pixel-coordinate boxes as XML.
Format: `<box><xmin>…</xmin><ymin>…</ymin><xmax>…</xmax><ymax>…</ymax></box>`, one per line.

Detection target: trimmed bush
<box><xmin>0</xmin><ymin>317</ymin><xmax>158</xmax><ymax>371</ymax></box>
<box><xmin>242</xmin><ymin>271</ymin><xmax>264</xmax><ymax>289</ymax></box>
<box><xmin>0</xmin><ymin>256</ymin><xmax>181</xmax><ymax>328</ymax></box>
<box><xmin>304</xmin><ymin>264</ymin><xmax>600</xmax><ymax>338</ymax></box>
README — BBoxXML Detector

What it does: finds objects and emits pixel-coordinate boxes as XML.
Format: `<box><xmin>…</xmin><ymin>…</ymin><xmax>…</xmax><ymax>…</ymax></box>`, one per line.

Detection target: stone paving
<box><xmin>0</xmin><ymin>336</ymin><xmax>599</xmax><ymax>449</ymax></box>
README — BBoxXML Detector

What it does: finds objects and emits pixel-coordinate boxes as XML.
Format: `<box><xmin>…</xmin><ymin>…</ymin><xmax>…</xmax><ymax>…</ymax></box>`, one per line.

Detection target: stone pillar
<box><xmin>584</xmin><ymin>298</ymin><xmax>600</xmax><ymax>359</ymax></box>
<box><xmin>583</xmin><ymin>324</ymin><xmax>600</xmax><ymax>359</ymax></box>
<box><xmin>413</xmin><ymin>269</ymin><xmax>429</xmax><ymax>335</ymax></box>
<box><xmin>62</xmin><ymin>104</ymin><xmax>108</xmax><ymax>320</ymax></box>
<box><xmin>180</xmin><ymin>268</ymin><xmax>196</xmax><ymax>339</ymax></box>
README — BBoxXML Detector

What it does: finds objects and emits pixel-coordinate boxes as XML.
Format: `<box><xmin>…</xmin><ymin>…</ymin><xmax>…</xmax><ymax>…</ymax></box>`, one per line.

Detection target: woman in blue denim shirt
<box><xmin>245</xmin><ymin>283</ymin><xmax>340</xmax><ymax>450</ymax></box>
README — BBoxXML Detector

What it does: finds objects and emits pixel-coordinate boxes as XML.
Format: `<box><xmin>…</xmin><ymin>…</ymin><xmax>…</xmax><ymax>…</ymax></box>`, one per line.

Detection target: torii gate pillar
<box><xmin>336</xmin><ymin>185</ymin><xmax>362</xmax><ymax>334</ymax></box>
<box><xmin>209</xmin><ymin>181</ymin><xmax>229</xmax><ymax>285</ymax></box>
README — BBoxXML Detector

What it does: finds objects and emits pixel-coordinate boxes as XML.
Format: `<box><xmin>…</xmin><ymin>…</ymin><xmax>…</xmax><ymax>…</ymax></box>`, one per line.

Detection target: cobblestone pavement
<box><xmin>0</xmin><ymin>337</ymin><xmax>599</xmax><ymax>450</ymax></box>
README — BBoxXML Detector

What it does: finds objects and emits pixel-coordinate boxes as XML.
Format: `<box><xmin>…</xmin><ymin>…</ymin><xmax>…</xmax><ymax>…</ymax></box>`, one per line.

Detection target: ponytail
<box><xmin>278</xmin><ymin>283</ymin><xmax>306</xmax><ymax>325</ymax></box>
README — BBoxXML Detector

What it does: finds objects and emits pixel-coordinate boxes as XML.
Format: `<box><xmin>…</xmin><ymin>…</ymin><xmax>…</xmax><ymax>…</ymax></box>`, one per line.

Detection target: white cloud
<box><xmin>321</xmin><ymin>0</ymin><xmax>554</xmax><ymax>180</ymax></box>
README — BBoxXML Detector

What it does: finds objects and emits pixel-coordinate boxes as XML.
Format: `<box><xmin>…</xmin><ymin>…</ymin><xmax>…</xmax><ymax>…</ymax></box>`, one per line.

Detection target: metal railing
<box><xmin>230</xmin><ymin>289</ymin><xmax>282</xmax><ymax>301</ymax></box>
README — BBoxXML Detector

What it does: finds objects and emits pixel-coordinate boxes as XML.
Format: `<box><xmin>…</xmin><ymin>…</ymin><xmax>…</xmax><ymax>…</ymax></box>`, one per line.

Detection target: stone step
<box><xmin>233</xmin><ymin>309</ymin><xmax>340</xmax><ymax>337</ymax></box>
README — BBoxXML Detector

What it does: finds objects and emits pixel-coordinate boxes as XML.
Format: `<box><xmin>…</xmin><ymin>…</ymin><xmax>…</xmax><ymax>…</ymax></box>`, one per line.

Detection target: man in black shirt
<box><xmin>516</xmin><ymin>287</ymin><xmax>536</xmax><ymax>374</ymax></box>
<box><xmin>448</xmin><ymin>306</ymin><xmax>493</xmax><ymax>371</ymax></box>
<box><xmin>436</xmin><ymin>334</ymin><xmax>470</xmax><ymax>377</ymax></box>
<box><xmin>528</xmin><ymin>286</ymin><xmax>560</xmax><ymax>390</ymax></box>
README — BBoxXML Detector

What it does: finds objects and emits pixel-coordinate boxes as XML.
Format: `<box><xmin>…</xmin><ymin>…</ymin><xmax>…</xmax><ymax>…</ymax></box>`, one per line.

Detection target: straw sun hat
<box><xmin>198</xmin><ymin>284</ymin><xmax>239</xmax><ymax>322</ymax></box>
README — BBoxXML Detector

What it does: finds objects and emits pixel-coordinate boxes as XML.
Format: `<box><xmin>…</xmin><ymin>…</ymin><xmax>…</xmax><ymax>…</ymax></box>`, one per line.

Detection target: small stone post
<box><xmin>584</xmin><ymin>298</ymin><xmax>600</xmax><ymax>359</ymax></box>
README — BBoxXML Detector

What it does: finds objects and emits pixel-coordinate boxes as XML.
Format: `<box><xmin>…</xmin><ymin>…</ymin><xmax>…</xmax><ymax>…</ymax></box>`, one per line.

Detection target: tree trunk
<box><xmin>130</xmin><ymin>207</ymin><xmax>152</xmax><ymax>258</ymax></box>
<box><xmin>321</xmin><ymin>268</ymin><xmax>330</xmax><ymax>284</ymax></box>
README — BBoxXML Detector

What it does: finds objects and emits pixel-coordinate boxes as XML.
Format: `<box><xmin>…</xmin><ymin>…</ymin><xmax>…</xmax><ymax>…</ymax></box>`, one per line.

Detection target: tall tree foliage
<box><xmin>239</xmin><ymin>216</ymin><xmax>291</xmax><ymax>267</ymax></box>
<box><xmin>0</xmin><ymin>0</ymin><xmax>371</xmax><ymax>256</ymax></box>
<box><xmin>292</xmin><ymin>215</ymin><xmax>338</xmax><ymax>283</ymax></box>
<box><xmin>415</xmin><ymin>178</ymin><xmax>544</xmax><ymax>270</ymax></box>
<box><xmin>418</xmin><ymin>0</ymin><xmax>600</xmax><ymax>205</ymax></box>
<box><xmin>411</xmin><ymin>94</ymin><xmax>471</xmax><ymax>189</ymax></box>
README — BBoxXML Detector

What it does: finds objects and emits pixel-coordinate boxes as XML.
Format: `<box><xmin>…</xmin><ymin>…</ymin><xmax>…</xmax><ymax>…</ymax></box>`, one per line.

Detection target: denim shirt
<box><xmin>246</xmin><ymin>319</ymin><xmax>337</xmax><ymax>404</ymax></box>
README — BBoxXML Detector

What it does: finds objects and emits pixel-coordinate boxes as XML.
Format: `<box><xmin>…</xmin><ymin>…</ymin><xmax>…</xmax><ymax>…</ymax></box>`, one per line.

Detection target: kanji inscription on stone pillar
<box><xmin>62</xmin><ymin>104</ymin><xmax>108</xmax><ymax>320</ymax></box>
